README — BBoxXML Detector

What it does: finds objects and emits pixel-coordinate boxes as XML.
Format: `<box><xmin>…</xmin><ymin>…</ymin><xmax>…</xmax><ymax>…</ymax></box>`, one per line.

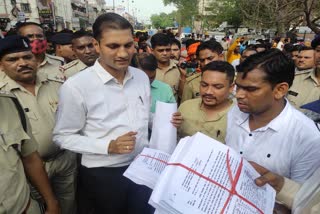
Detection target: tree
<box><xmin>150</xmin><ymin>11</ymin><xmax>177</xmax><ymax>29</ymax></box>
<box><xmin>207</xmin><ymin>0</ymin><xmax>243</xmax><ymax>28</ymax></box>
<box><xmin>163</xmin><ymin>0</ymin><xmax>199</xmax><ymax>26</ymax></box>
<box><xmin>238</xmin><ymin>0</ymin><xmax>320</xmax><ymax>34</ymax></box>
<box><xmin>303</xmin><ymin>0</ymin><xmax>320</xmax><ymax>34</ymax></box>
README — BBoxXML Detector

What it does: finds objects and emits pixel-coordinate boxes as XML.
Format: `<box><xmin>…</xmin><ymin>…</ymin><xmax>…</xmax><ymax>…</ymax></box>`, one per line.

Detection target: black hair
<box><xmin>72</xmin><ymin>29</ymin><xmax>93</xmax><ymax>41</ymax></box>
<box><xmin>201</xmin><ymin>61</ymin><xmax>235</xmax><ymax>85</ymax></box>
<box><xmin>311</xmin><ymin>35</ymin><xmax>320</xmax><ymax>49</ymax></box>
<box><xmin>196</xmin><ymin>40</ymin><xmax>223</xmax><ymax>57</ymax></box>
<box><xmin>236</xmin><ymin>49</ymin><xmax>295</xmax><ymax>88</ymax></box>
<box><xmin>185</xmin><ymin>39</ymin><xmax>197</xmax><ymax>49</ymax></box>
<box><xmin>150</xmin><ymin>33</ymin><xmax>171</xmax><ymax>48</ymax></box>
<box><xmin>283</xmin><ymin>43</ymin><xmax>295</xmax><ymax>53</ymax></box>
<box><xmin>92</xmin><ymin>13</ymin><xmax>133</xmax><ymax>41</ymax></box>
<box><xmin>242</xmin><ymin>47</ymin><xmax>257</xmax><ymax>55</ymax></box>
<box><xmin>133</xmin><ymin>53</ymin><xmax>158</xmax><ymax>71</ymax></box>
<box><xmin>298</xmin><ymin>46</ymin><xmax>314</xmax><ymax>53</ymax></box>
<box><xmin>254</xmin><ymin>43</ymin><xmax>269</xmax><ymax>51</ymax></box>
<box><xmin>291</xmin><ymin>45</ymin><xmax>301</xmax><ymax>52</ymax></box>
<box><xmin>135</xmin><ymin>31</ymin><xmax>143</xmax><ymax>38</ymax></box>
<box><xmin>16</xmin><ymin>22</ymin><xmax>43</xmax><ymax>34</ymax></box>
<box><xmin>171</xmin><ymin>38</ymin><xmax>181</xmax><ymax>49</ymax></box>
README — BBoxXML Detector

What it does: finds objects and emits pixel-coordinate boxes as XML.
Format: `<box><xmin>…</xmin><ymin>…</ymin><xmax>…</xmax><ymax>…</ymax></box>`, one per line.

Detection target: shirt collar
<box><xmin>39</xmin><ymin>54</ymin><xmax>54</xmax><ymax>67</ymax></box>
<box><xmin>199</xmin><ymin>99</ymin><xmax>233</xmax><ymax>121</ymax></box>
<box><xmin>304</xmin><ymin>68</ymin><xmax>320</xmax><ymax>85</ymax></box>
<box><xmin>94</xmin><ymin>60</ymin><xmax>133</xmax><ymax>85</ymax></box>
<box><xmin>235</xmin><ymin>99</ymin><xmax>291</xmax><ymax>132</ymax></box>
<box><xmin>151</xmin><ymin>79</ymin><xmax>160</xmax><ymax>89</ymax></box>
<box><xmin>158</xmin><ymin>60</ymin><xmax>178</xmax><ymax>73</ymax></box>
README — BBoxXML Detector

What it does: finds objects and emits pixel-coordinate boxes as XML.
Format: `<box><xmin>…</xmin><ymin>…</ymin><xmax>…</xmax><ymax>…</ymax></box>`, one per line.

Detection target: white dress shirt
<box><xmin>53</xmin><ymin>60</ymin><xmax>151</xmax><ymax>168</ymax></box>
<box><xmin>226</xmin><ymin>100</ymin><xmax>320</xmax><ymax>183</ymax></box>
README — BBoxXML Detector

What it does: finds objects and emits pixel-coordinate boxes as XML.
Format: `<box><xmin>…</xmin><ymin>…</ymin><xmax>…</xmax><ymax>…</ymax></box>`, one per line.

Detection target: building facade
<box><xmin>0</xmin><ymin>0</ymin><xmax>105</xmax><ymax>31</ymax></box>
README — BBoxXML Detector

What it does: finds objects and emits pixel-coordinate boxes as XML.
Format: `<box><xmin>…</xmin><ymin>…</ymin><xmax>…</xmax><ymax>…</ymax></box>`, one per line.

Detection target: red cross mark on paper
<box><xmin>139</xmin><ymin>149</ymin><xmax>264</xmax><ymax>214</ymax></box>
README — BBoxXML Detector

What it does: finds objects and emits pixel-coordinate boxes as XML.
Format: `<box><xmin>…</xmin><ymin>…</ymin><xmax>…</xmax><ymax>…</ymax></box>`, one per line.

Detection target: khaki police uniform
<box><xmin>0</xmin><ymin>91</ymin><xmax>40</xmax><ymax>214</ymax></box>
<box><xmin>38</xmin><ymin>54</ymin><xmax>65</xmax><ymax>77</ymax></box>
<box><xmin>60</xmin><ymin>59</ymin><xmax>87</xmax><ymax>79</ymax></box>
<box><xmin>287</xmin><ymin>68</ymin><xmax>320</xmax><ymax>112</ymax></box>
<box><xmin>0</xmin><ymin>73</ymin><xmax>77</xmax><ymax>214</ymax></box>
<box><xmin>178</xmin><ymin>98</ymin><xmax>233</xmax><ymax>143</ymax></box>
<box><xmin>294</xmin><ymin>67</ymin><xmax>313</xmax><ymax>75</ymax></box>
<box><xmin>0</xmin><ymin>70</ymin><xmax>5</xmax><ymax>79</ymax></box>
<box><xmin>181</xmin><ymin>73</ymin><xmax>201</xmax><ymax>103</ymax></box>
<box><xmin>156</xmin><ymin>59</ymin><xmax>180</xmax><ymax>99</ymax></box>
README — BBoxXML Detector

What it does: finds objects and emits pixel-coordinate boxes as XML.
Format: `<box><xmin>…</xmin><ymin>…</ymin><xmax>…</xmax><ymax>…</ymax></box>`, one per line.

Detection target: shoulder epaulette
<box><xmin>60</xmin><ymin>60</ymin><xmax>79</xmax><ymax>72</ymax></box>
<box><xmin>186</xmin><ymin>72</ymin><xmax>201</xmax><ymax>83</ymax></box>
<box><xmin>47</xmin><ymin>54</ymin><xmax>65</xmax><ymax>65</ymax></box>
<box><xmin>0</xmin><ymin>90</ymin><xmax>16</xmax><ymax>98</ymax></box>
<box><xmin>47</xmin><ymin>73</ymin><xmax>65</xmax><ymax>83</ymax></box>
<box><xmin>0</xmin><ymin>81</ymin><xmax>8</xmax><ymax>89</ymax></box>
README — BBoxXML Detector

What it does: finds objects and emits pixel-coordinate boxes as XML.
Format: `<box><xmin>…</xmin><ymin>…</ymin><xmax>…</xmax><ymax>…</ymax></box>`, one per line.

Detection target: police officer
<box><xmin>178</xmin><ymin>61</ymin><xmax>234</xmax><ymax>143</ymax></box>
<box><xmin>0</xmin><ymin>35</ymin><xmax>77</xmax><ymax>214</ymax></box>
<box><xmin>60</xmin><ymin>30</ymin><xmax>99</xmax><ymax>78</ymax></box>
<box><xmin>16</xmin><ymin>22</ymin><xmax>65</xmax><ymax>79</ymax></box>
<box><xmin>181</xmin><ymin>40</ymin><xmax>225</xmax><ymax>103</ymax></box>
<box><xmin>51</xmin><ymin>32</ymin><xmax>77</xmax><ymax>64</ymax></box>
<box><xmin>287</xmin><ymin>37</ymin><xmax>320</xmax><ymax>112</ymax></box>
<box><xmin>0</xmin><ymin>90</ymin><xmax>60</xmax><ymax>213</ymax></box>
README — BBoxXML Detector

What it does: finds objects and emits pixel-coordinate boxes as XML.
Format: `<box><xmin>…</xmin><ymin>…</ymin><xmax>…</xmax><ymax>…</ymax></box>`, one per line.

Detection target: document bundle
<box><xmin>124</xmin><ymin>132</ymin><xmax>276</xmax><ymax>214</ymax></box>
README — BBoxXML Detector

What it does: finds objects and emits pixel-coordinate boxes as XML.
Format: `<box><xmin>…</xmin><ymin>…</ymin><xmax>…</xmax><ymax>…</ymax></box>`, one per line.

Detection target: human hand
<box><xmin>45</xmin><ymin>199</ymin><xmax>60</xmax><ymax>214</ymax></box>
<box><xmin>250</xmin><ymin>162</ymin><xmax>285</xmax><ymax>193</ymax></box>
<box><xmin>108</xmin><ymin>131</ymin><xmax>137</xmax><ymax>154</ymax></box>
<box><xmin>171</xmin><ymin>112</ymin><xmax>183</xmax><ymax>128</ymax></box>
<box><xmin>177</xmin><ymin>62</ymin><xmax>187</xmax><ymax>77</ymax></box>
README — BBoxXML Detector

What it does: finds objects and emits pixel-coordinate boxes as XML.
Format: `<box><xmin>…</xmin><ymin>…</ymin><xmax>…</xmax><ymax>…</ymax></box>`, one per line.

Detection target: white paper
<box><xmin>123</xmin><ymin>148</ymin><xmax>170</xmax><ymax>189</ymax></box>
<box><xmin>149</xmin><ymin>132</ymin><xmax>276</xmax><ymax>214</ymax></box>
<box><xmin>149</xmin><ymin>101</ymin><xmax>177</xmax><ymax>154</ymax></box>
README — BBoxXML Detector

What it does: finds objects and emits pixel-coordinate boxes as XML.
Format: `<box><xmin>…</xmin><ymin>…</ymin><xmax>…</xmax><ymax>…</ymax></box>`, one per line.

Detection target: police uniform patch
<box><xmin>288</xmin><ymin>90</ymin><xmax>298</xmax><ymax>97</ymax></box>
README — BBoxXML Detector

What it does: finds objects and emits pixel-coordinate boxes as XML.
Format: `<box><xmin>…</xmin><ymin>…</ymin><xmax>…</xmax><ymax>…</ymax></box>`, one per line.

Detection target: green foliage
<box><xmin>162</xmin><ymin>0</ymin><xmax>199</xmax><ymax>26</ymax></box>
<box><xmin>207</xmin><ymin>0</ymin><xmax>243</xmax><ymax>28</ymax></box>
<box><xmin>150</xmin><ymin>11</ymin><xmax>177</xmax><ymax>29</ymax></box>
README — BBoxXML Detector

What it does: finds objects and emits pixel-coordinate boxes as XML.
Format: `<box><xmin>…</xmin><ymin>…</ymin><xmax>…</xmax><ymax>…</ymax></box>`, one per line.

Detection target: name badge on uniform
<box><xmin>288</xmin><ymin>90</ymin><xmax>298</xmax><ymax>97</ymax></box>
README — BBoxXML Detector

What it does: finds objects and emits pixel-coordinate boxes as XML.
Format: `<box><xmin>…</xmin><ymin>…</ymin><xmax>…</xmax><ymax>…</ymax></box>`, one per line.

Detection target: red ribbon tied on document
<box><xmin>140</xmin><ymin>149</ymin><xmax>264</xmax><ymax>214</ymax></box>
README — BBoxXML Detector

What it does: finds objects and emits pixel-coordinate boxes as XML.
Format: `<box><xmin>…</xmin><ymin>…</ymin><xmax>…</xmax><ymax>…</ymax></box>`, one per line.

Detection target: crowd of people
<box><xmin>0</xmin><ymin>12</ymin><xmax>320</xmax><ymax>214</ymax></box>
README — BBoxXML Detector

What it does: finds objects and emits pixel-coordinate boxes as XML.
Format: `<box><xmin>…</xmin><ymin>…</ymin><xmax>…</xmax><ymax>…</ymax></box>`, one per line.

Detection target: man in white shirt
<box><xmin>53</xmin><ymin>13</ymin><xmax>153</xmax><ymax>213</ymax></box>
<box><xmin>226</xmin><ymin>49</ymin><xmax>320</xmax><ymax>184</ymax></box>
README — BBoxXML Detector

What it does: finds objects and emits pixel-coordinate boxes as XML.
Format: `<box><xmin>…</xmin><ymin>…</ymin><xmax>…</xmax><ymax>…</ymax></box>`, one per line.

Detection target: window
<box><xmin>21</xmin><ymin>3</ymin><xmax>31</xmax><ymax>13</ymax></box>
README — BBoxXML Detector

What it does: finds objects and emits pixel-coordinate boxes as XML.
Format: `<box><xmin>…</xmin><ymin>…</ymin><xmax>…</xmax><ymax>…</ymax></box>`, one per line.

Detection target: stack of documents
<box><xmin>123</xmin><ymin>148</ymin><xmax>171</xmax><ymax>189</ymax></box>
<box><xmin>124</xmin><ymin>132</ymin><xmax>276</xmax><ymax>214</ymax></box>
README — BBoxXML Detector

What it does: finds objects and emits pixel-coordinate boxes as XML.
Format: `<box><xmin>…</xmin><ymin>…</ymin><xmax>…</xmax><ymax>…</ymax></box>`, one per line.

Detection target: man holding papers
<box><xmin>53</xmin><ymin>13</ymin><xmax>154</xmax><ymax>214</ymax></box>
<box><xmin>226</xmin><ymin>49</ymin><xmax>320</xmax><ymax>184</ymax></box>
<box><xmin>178</xmin><ymin>61</ymin><xmax>235</xmax><ymax>143</ymax></box>
<box><xmin>252</xmin><ymin>162</ymin><xmax>320</xmax><ymax>214</ymax></box>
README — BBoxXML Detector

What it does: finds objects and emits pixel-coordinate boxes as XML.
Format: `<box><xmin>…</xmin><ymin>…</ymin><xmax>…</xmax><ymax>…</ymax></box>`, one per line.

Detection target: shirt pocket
<box><xmin>0</xmin><ymin>127</ymin><xmax>28</xmax><ymax>168</ymax></box>
<box><xmin>25</xmin><ymin>110</ymin><xmax>40</xmax><ymax>135</ymax></box>
<box><xmin>127</xmin><ymin>95</ymin><xmax>149</xmax><ymax>125</ymax></box>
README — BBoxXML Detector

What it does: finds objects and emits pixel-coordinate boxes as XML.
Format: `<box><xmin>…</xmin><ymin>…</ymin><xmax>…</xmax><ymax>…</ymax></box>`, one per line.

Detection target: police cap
<box><xmin>0</xmin><ymin>35</ymin><xmax>31</xmax><ymax>59</ymax></box>
<box><xmin>51</xmin><ymin>33</ymin><xmax>73</xmax><ymax>45</ymax></box>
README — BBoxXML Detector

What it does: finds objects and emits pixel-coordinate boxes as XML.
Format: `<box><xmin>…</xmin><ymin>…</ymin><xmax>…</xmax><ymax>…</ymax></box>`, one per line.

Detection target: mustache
<box><xmin>18</xmin><ymin>66</ymin><xmax>34</xmax><ymax>72</ymax></box>
<box><xmin>202</xmin><ymin>94</ymin><xmax>216</xmax><ymax>99</ymax></box>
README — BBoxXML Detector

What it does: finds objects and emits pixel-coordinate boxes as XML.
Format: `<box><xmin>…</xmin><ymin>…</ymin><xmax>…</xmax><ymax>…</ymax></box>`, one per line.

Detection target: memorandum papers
<box><xmin>125</xmin><ymin>132</ymin><xmax>276</xmax><ymax>214</ymax></box>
